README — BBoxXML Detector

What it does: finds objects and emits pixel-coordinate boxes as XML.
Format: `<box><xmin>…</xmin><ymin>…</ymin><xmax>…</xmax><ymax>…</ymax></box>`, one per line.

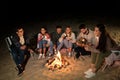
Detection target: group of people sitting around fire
<box><xmin>8</xmin><ymin>23</ymin><xmax>120</xmax><ymax>78</ymax></box>
<box><xmin>37</xmin><ymin>25</ymin><xmax>76</xmax><ymax>59</ymax></box>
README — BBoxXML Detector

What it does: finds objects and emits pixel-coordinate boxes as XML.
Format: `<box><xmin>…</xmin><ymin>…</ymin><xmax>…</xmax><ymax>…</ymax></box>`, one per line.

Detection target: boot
<box><xmin>17</xmin><ymin>65</ymin><xmax>23</xmax><ymax>76</ymax></box>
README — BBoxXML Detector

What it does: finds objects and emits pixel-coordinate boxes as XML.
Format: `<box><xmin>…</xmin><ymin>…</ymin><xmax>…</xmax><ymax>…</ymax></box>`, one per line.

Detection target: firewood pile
<box><xmin>45</xmin><ymin>51</ymin><xmax>70</xmax><ymax>71</ymax></box>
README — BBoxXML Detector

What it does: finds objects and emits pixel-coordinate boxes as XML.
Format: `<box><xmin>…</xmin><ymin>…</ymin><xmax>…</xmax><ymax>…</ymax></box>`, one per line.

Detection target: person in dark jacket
<box><xmin>50</xmin><ymin>26</ymin><xmax>63</xmax><ymax>52</ymax></box>
<box><xmin>11</xmin><ymin>26</ymin><xmax>31</xmax><ymax>75</ymax></box>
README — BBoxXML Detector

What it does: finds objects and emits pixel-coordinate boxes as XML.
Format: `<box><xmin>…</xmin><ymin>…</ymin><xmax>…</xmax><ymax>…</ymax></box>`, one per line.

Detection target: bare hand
<box><xmin>84</xmin><ymin>44</ymin><xmax>90</xmax><ymax>51</ymax></box>
<box><xmin>66</xmin><ymin>37</ymin><xmax>70</xmax><ymax>40</ymax></box>
<box><xmin>62</xmin><ymin>35</ymin><xmax>66</xmax><ymax>38</ymax></box>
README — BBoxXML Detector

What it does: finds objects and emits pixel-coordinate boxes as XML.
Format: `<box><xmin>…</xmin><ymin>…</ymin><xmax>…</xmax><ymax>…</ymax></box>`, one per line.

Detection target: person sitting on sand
<box><xmin>57</xmin><ymin>26</ymin><xmax>76</xmax><ymax>57</ymax></box>
<box><xmin>50</xmin><ymin>26</ymin><xmax>63</xmax><ymax>53</ymax></box>
<box><xmin>37</xmin><ymin>27</ymin><xmax>52</xmax><ymax>59</ymax></box>
<box><xmin>74</xmin><ymin>24</ymin><xmax>94</xmax><ymax>59</ymax></box>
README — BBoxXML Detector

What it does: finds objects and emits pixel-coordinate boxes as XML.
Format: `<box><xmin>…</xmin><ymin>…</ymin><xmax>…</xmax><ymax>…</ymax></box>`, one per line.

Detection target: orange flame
<box><xmin>50</xmin><ymin>51</ymin><xmax>62</xmax><ymax>67</ymax></box>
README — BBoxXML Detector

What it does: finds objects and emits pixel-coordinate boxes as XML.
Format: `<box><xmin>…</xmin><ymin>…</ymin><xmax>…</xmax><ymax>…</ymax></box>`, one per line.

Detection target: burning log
<box><xmin>45</xmin><ymin>51</ymin><xmax>70</xmax><ymax>71</ymax></box>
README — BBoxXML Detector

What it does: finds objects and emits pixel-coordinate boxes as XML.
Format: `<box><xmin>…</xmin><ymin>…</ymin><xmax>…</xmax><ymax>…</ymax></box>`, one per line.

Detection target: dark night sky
<box><xmin>8</xmin><ymin>0</ymin><xmax>119</xmax><ymax>24</ymax></box>
<box><xmin>4</xmin><ymin>0</ymin><xmax>120</xmax><ymax>38</ymax></box>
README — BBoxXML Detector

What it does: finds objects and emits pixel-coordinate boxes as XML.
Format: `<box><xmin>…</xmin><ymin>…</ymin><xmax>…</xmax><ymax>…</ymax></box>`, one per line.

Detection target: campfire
<box><xmin>45</xmin><ymin>51</ymin><xmax>70</xmax><ymax>71</ymax></box>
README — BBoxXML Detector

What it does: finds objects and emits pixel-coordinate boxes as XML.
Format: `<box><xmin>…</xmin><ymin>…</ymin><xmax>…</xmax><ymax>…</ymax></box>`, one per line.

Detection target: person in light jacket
<box><xmin>57</xmin><ymin>26</ymin><xmax>76</xmax><ymax>57</ymax></box>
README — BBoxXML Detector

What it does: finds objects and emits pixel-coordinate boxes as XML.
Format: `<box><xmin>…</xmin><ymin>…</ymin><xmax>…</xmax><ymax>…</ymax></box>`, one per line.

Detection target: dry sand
<box><xmin>1</xmin><ymin>16</ymin><xmax>120</xmax><ymax>80</ymax></box>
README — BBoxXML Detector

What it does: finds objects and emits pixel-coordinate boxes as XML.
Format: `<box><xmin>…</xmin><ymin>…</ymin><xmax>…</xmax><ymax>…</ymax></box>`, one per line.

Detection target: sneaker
<box><xmin>68</xmin><ymin>52</ymin><xmax>71</xmax><ymax>57</ymax></box>
<box><xmin>42</xmin><ymin>54</ymin><xmax>45</xmax><ymax>58</ymax></box>
<box><xmin>84</xmin><ymin>68</ymin><xmax>92</xmax><ymax>74</ymax></box>
<box><xmin>38</xmin><ymin>54</ymin><xmax>42</xmax><ymax>59</ymax></box>
<box><xmin>85</xmin><ymin>71</ymin><xmax>96</xmax><ymax>78</ymax></box>
<box><xmin>48</xmin><ymin>53</ymin><xmax>51</xmax><ymax>57</ymax></box>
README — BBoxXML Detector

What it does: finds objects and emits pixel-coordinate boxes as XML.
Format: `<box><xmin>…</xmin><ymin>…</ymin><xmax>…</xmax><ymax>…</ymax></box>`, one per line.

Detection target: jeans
<box><xmin>48</xmin><ymin>41</ymin><xmax>54</xmax><ymax>54</ymax></box>
<box><xmin>16</xmin><ymin>48</ymin><xmax>30</xmax><ymax>69</ymax></box>
<box><xmin>57</xmin><ymin>39</ymin><xmax>73</xmax><ymax>51</ymax></box>
<box><xmin>91</xmin><ymin>51</ymin><xmax>110</xmax><ymax>71</ymax></box>
<box><xmin>11</xmin><ymin>47</ymin><xmax>21</xmax><ymax>66</ymax></box>
<box><xmin>48</xmin><ymin>41</ymin><xmax>60</xmax><ymax>55</ymax></box>
<box><xmin>38</xmin><ymin>40</ymin><xmax>47</xmax><ymax>48</ymax></box>
<box><xmin>20</xmin><ymin>50</ymin><xmax>30</xmax><ymax>68</ymax></box>
<box><xmin>10</xmin><ymin>47</ymin><xmax>30</xmax><ymax>67</ymax></box>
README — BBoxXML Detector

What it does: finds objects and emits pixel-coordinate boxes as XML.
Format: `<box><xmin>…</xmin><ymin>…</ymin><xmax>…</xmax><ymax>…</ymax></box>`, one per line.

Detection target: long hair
<box><xmin>40</xmin><ymin>27</ymin><xmax>48</xmax><ymax>34</ymax></box>
<box><xmin>96</xmin><ymin>24</ymin><xmax>107</xmax><ymax>52</ymax></box>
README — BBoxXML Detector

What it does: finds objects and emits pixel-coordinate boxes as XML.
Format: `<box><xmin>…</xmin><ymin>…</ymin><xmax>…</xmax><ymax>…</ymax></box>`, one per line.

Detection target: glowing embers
<box><xmin>45</xmin><ymin>51</ymin><xmax>70</xmax><ymax>71</ymax></box>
